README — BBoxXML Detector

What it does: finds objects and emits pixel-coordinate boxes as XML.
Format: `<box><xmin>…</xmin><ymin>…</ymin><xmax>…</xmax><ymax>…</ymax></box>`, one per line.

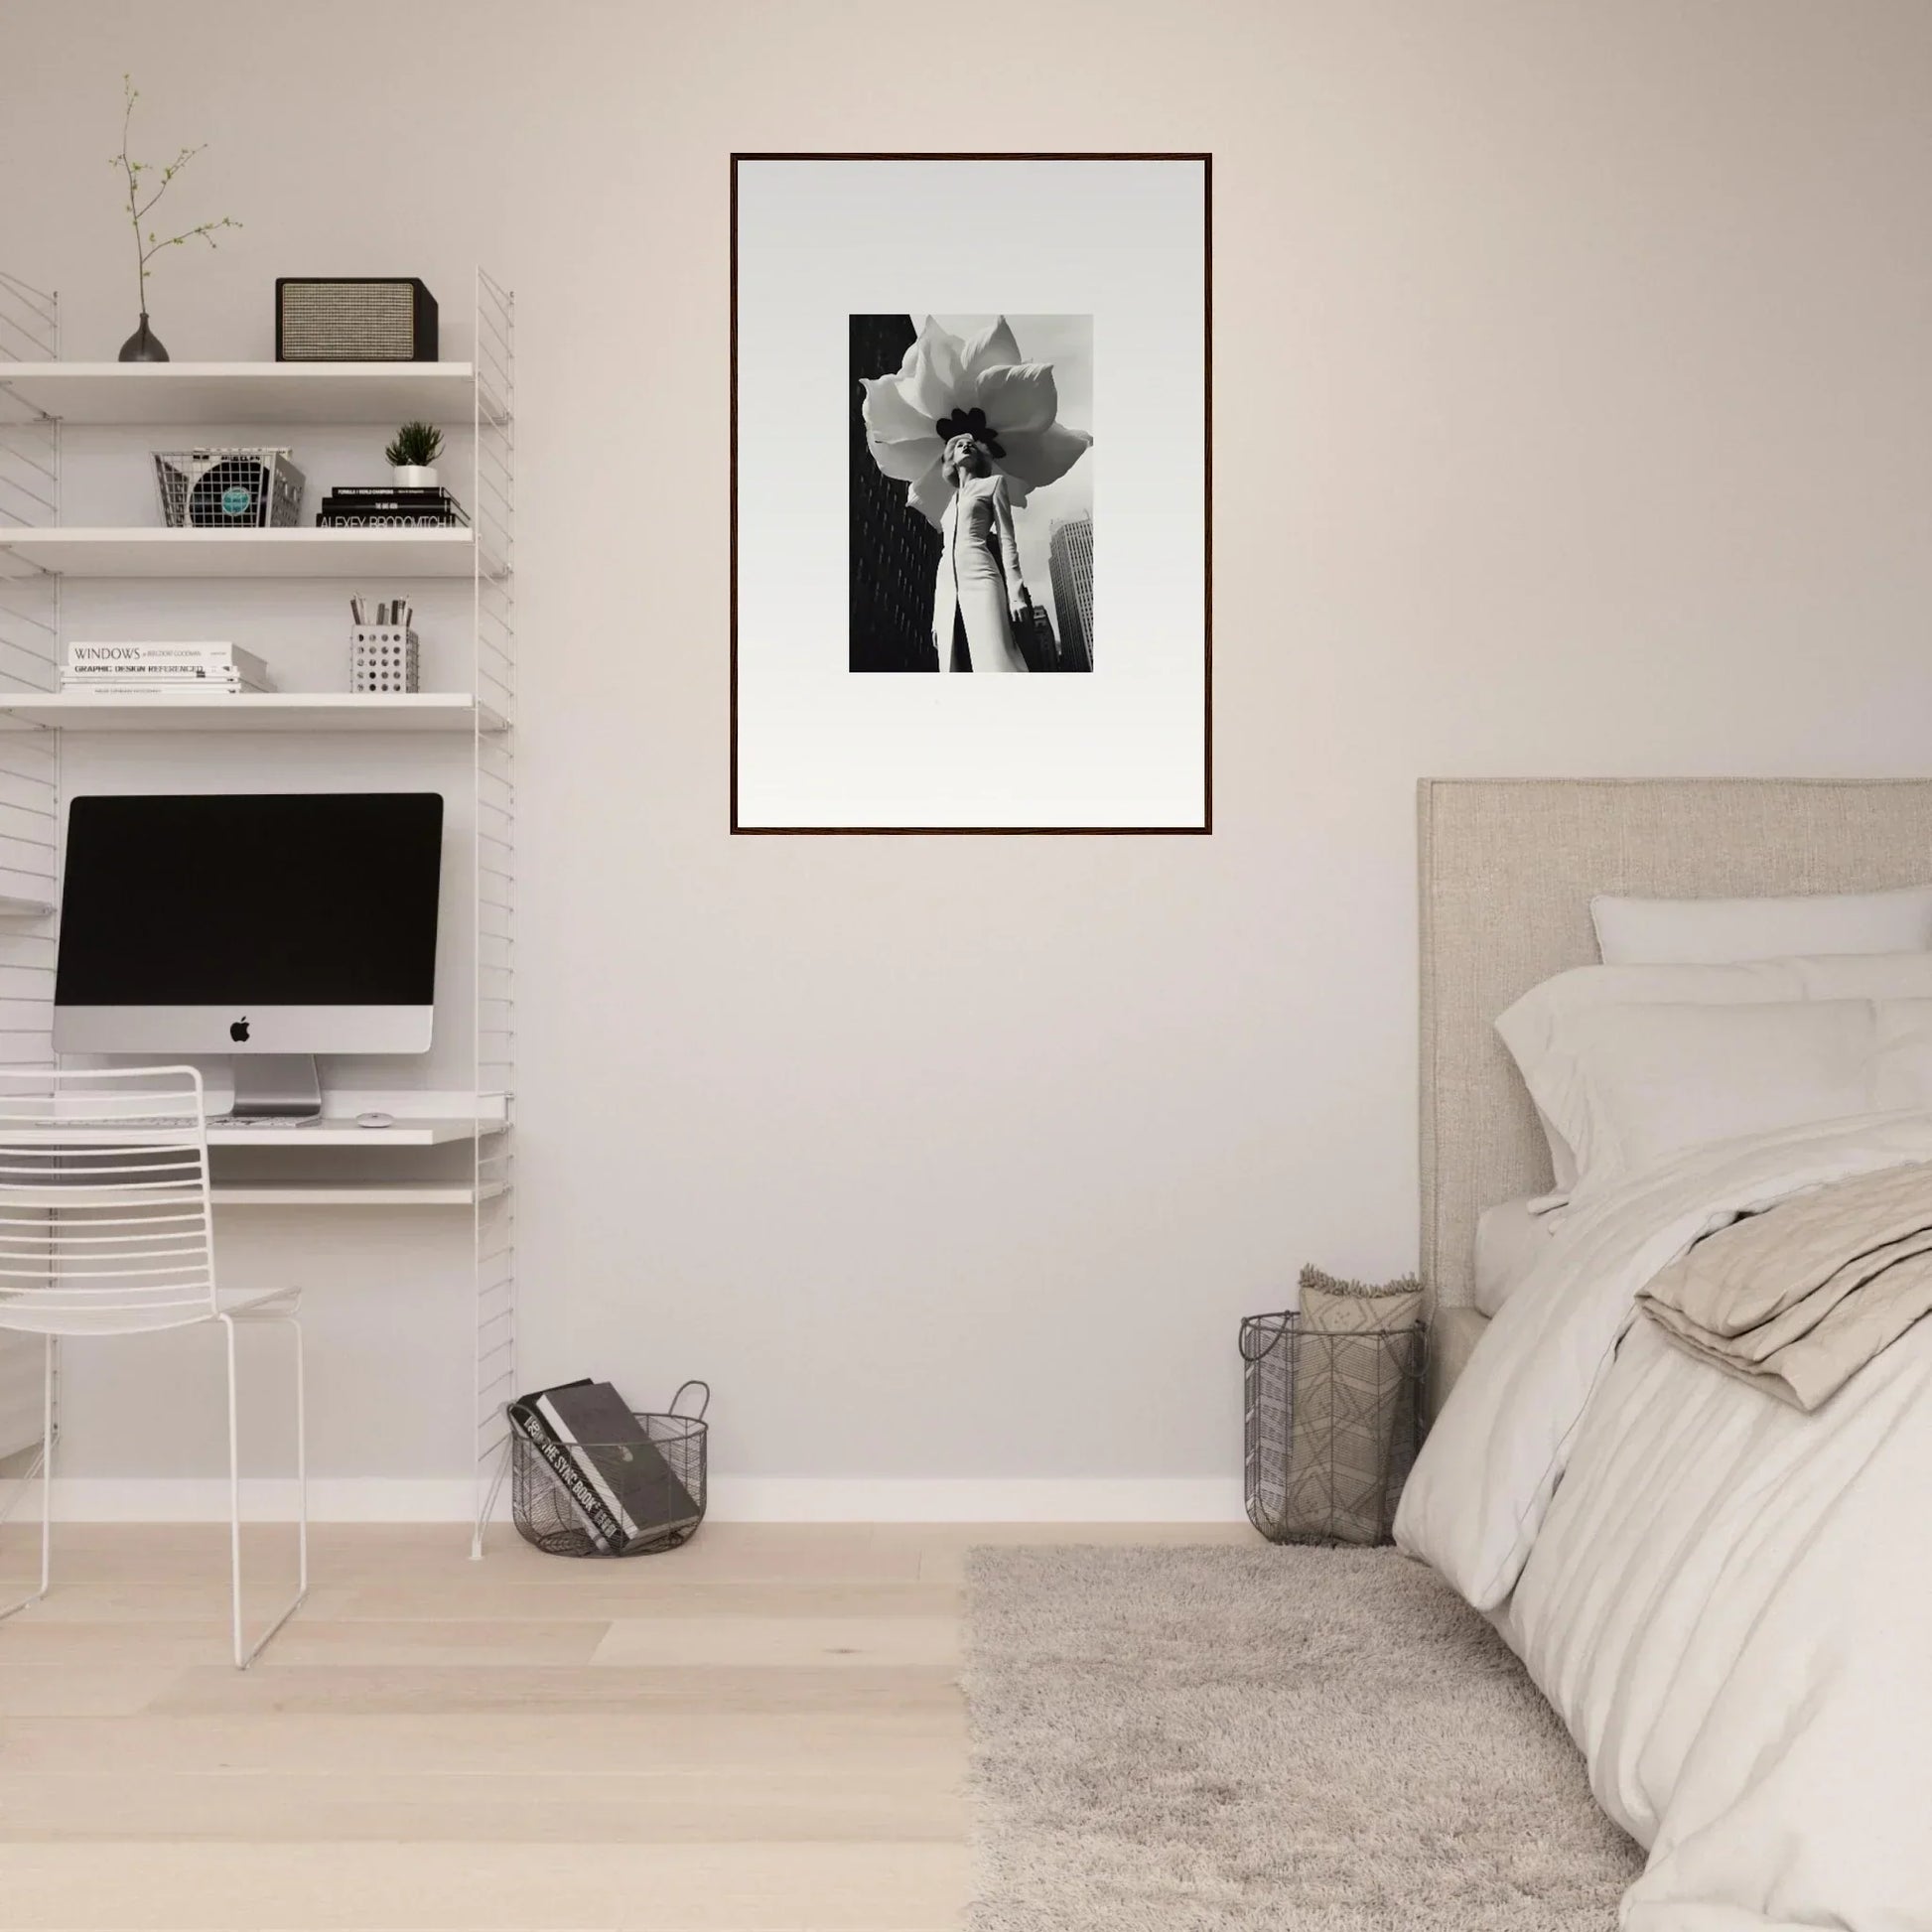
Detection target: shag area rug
<box><xmin>962</xmin><ymin>1544</ymin><xmax>1643</xmax><ymax>1930</ymax></box>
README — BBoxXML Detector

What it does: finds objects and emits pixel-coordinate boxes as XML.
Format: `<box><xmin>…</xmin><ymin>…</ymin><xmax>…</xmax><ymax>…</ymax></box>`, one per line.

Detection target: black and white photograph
<box><xmin>850</xmin><ymin>314</ymin><xmax>1093</xmax><ymax>674</ymax></box>
<box><xmin>734</xmin><ymin>154</ymin><xmax>1208</xmax><ymax>831</ymax></box>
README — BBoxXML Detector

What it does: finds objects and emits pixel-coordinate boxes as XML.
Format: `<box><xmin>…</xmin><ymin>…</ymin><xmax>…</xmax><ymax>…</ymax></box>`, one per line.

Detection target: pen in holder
<box><xmin>350</xmin><ymin>625</ymin><xmax>420</xmax><ymax>694</ymax></box>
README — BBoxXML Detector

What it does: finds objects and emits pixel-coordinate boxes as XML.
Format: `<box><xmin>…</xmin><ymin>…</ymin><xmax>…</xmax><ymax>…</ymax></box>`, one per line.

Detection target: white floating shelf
<box><xmin>0</xmin><ymin>895</ymin><xmax>53</xmax><ymax>917</ymax></box>
<box><xmin>0</xmin><ymin>692</ymin><xmax>505</xmax><ymax>734</ymax></box>
<box><xmin>209</xmin><ymin>1116</ymin><xmax>485</xmax><ymax>1149</ymax></box>
<box><xmin>0</xmin><ymin>527</ymin><xmax>486</xmax><ymax>579</ymax></box>
<box><xmin>0</xmin><ymin>360</ymin><xmax>501</xmax><ymax>427</ymax></box>
<box><xmin>3</xmin><ymin>1117</ymin><xmax>486</xmax><ymax>1150</ymax></box>
<box><xmin>211</xmin><ymin>1180</ymin><xmax>504</xmax><ymax>1208</ymax></box>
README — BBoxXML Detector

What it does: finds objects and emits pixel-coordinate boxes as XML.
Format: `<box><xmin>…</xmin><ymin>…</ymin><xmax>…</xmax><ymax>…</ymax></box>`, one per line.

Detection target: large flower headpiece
<box><xmin>861</xmin><ymin>316</ymin><xmax>1093</xmax><ymax>529</ymax></box>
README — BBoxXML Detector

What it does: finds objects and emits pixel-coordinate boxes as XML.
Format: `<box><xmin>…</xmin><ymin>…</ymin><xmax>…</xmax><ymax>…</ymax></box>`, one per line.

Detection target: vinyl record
<box><xmin>187</xmin><ymin>459</ymin><xmax>265</xmax><ymax>527</ymax></box>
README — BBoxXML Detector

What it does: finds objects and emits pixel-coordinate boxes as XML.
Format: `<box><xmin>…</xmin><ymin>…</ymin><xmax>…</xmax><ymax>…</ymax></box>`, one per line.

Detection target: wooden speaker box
<box><xmin>275</xmin><ymin>278</ymin><xmax>439</xmax><ymax>361</ymax></box>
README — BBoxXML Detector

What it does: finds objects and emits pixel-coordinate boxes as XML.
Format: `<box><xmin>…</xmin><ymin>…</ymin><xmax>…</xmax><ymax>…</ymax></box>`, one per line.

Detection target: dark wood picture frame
<box><xmin>730</xmin><ymin>152</ymin><xmax>1213</xmax><ymax>836</ymax></box>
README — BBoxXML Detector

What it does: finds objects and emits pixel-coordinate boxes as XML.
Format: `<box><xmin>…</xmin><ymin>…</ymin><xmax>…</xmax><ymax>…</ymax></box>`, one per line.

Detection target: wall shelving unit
<box><xmin>0</xmin><ymin>267</ymin><xmax>517</xmax><ymax>1552</ymax></box>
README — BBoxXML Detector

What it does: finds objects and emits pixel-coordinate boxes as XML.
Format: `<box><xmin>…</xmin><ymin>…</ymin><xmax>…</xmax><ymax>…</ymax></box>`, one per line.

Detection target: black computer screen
<box><xmin>56</xmin><ymin>793</ymin><xmax>444</xmax><ymax>1007</ymax></box>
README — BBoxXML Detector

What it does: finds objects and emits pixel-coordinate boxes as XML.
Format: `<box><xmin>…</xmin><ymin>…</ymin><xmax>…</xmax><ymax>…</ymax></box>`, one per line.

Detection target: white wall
<box><xmin>5</xmin><ymin>1</ymin><xmax>1931</xmax><ymax>1513</ymax></box>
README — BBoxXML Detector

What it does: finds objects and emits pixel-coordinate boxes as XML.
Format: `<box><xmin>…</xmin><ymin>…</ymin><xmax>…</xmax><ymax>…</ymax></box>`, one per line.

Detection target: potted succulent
<box><xmin>384</xmin><ymin>421</ymin><xmax>444</xmax><ymax>489</ymax></box>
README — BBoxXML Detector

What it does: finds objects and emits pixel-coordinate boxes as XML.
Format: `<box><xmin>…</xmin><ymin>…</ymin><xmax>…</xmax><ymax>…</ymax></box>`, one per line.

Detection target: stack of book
<box><xmin>509</xmin><ymin>1379</ymin><xmax>703</xmax><ymax>1555</ymax></box>
<box><xmin>316</xmin><ymin>485</ymin><xmax>470</xmax><ymax>529</ymax></box>
<box><xmin>64</xmin><ymin>641</ymin><xmax>273</xmax><ymax>694</ymax></box>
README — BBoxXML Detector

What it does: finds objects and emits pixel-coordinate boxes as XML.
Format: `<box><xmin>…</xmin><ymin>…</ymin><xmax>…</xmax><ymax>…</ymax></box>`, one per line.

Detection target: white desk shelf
<box><xmin>0</xmin><ymin>526</ymin><xmax>486</xmax><ymax>579</ymax></box>
<box><xmin>0</xmin><ymin>359</ymin><xmax>502</xmax><ymax>427</ymax></box>
<box><xmin>5</xmin><ymin>1116</ymin><xmax>497</xmax><ymax>1150</ymax></box>
<box><xmin>214</xmin><ymin>1181</ymin><xmax>507</xmax><ymax>1208</ymax></box>
<box><xmin>0</xmin><ymin>693</ymin><xmax>506</xmax><ymax>734</ymax></box>
<box><xmin>210</xmin><ymin>1116</ymin><xmax>488</xmax><ymax>1149</ymax></box>
<box><xmin>0</xmin><ymin>266</ymin><xmax>518</xmax><ymax>1559</ymax></box>
<box><xmin>7</xmin><ymin>1175</ymin><xmax>502</xmax><ymax>1210</ymax></box>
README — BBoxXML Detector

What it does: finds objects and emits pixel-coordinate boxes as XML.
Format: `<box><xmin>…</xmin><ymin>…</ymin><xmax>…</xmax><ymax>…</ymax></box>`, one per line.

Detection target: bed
<box><xmin>1401</xmin><ymin>777</ymin><xmax>1932</xmax><ymax>1930</ymax></box>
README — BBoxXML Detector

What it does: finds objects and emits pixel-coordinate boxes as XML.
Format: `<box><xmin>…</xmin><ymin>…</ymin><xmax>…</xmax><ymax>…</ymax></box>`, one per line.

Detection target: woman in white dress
<box><xmin>932</xmin><ymin>433</ymin><xmax>1032</xmax><ymax>673</ymax></box>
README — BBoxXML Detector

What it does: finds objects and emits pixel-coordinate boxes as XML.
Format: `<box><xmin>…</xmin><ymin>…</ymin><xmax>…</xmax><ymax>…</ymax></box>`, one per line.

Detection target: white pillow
<box><xmin>1591</xmin><ymin>885</ymin><xmax>1932</xmax><ymax>965</ymax></box>
<box><xmin>1508</xmin><ymin>995</ymin><xmax>1932</xmax><ymax>1205</ymax></box>
<box><xmin>1495</xmin><ymin>953</ymin><xmax>1932</xmax><ymax>1198</ymax></box>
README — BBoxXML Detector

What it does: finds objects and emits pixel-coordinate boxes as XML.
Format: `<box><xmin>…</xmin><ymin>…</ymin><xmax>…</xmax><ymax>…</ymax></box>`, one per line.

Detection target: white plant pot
<box><xmin>393</xmin><ymin>466</ymin><xmax>439</xmax><ymax>488</ymax></box>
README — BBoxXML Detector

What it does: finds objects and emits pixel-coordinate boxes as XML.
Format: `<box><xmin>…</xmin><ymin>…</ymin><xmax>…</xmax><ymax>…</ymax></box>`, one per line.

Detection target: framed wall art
<box><xmin>731</xmin><ymin>153</ymin><xmax>1211</xmax><ymax>834</ymax></box>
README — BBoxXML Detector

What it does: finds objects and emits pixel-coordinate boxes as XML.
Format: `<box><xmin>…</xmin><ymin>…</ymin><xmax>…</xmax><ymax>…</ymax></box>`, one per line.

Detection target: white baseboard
<box><xmin>43</xmin><ymin>1478</ymin><xmax>487</xmax><ymax>1523</ymax></box>
<box><xmin>709</xmin><ymin>1478</ymin><xmax>1247</xmax><ymax>1522</ymax></box>
<box><xmin>29</xmin><ymin>1475</ymin><xmax>1247</xmax><ymax>1525</ymax></box>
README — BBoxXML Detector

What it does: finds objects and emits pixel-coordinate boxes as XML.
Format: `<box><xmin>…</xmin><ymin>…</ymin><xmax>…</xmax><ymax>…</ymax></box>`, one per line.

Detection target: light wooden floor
<box><xmin>0</xmin><ymin>1520</ymin><xmax>1252</xmax><ymax>1930</ymax></box>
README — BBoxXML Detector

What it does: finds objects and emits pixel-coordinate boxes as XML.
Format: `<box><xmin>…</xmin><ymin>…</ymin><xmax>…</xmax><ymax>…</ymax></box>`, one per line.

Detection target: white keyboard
<box><xmin>87</xmin><ymin>1115</ymin><xmax>322</xmax><ymax>1131</ymax></box>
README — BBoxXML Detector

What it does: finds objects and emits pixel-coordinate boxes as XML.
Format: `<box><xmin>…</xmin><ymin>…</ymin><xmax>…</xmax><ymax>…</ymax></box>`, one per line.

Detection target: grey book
<box><xmin>533</xmin><ymin>1380</ymin><xmax>700</xmax><ymax>1548</ymax></box>
<box><xmin>508</xmin><ymin>1379</ymin><xmax>620</xmax><ymax>1551</ymax></box>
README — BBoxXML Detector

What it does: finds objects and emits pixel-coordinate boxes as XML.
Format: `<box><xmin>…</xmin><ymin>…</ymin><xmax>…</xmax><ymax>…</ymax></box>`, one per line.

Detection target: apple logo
<box><xmin>229</xmin><ymin>1017</ymin><xmax>250</xmax><ymax>1043</ymax></box>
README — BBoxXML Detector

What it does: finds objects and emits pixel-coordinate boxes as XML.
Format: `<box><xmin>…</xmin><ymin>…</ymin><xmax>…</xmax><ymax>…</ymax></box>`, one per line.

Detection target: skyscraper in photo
<box><xmin>849</xmin><ymin>316</ymin><xmax>942</xmax><ymax>672</ymax></box>
<box><xmin>1015</xmin><ymin>599</ymin><xmax>1058</xmax><ymax>672</ymax></box>
<box><xmin>1048</xmin><ymin>515</ymin><xmax>1094</xmax><ymax>672</ymax></box>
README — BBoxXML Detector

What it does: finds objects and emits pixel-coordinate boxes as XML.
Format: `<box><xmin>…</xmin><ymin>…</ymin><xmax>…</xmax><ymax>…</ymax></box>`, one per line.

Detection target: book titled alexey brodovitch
<box><xmin>509</xmin><ymin>1379</ymin><xmax>703</xmax><ymax>1554</ymax></box>
<box><xmin>317</xmin><ymin>484</ymin><xmax>470</xmax><ymax>529</ymax></box>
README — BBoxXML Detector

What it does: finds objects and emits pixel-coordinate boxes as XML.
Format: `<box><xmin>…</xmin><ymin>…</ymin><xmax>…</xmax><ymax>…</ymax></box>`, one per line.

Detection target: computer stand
<box><xmin>227</xmin><ymin>1055</ymin><xmax>323</xmax><ymax>1122</ymax></box>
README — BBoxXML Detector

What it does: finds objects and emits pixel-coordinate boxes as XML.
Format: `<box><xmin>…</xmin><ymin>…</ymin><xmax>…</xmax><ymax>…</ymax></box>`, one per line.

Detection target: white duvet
<box><xmin>1396</xmin><ymin>1113</ymin><xmax>1932</xmax><ymax>1931</ymax></box>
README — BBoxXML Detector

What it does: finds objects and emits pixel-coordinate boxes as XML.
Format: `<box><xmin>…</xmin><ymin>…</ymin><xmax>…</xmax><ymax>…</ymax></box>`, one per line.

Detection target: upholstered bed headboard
<box><xmin>1419</xmin><ymin>777</ymin><xmax>1932</xmax><ymax>1312</ymax></box>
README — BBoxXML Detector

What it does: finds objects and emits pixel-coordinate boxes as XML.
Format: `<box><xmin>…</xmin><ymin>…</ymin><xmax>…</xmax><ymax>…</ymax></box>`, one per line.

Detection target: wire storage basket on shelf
<box><xmin>510</xmin><ymin>1381</ymin><xmax>708</xmax><ymax>1558</ymax></box>
<box><xmin>1241</xmin><ymin>1311</ymin><xmax>1423</xmax><ymax>1547</ymax></box>
<box><xmin>153</xmin><ymin>447</ymin><xmax>306</xmax><ymax>528</ymax></box>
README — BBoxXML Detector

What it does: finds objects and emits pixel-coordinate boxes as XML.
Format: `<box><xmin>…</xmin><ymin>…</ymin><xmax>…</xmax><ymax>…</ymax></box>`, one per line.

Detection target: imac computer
<box><xmin>54</xmin><ymin>792</ymin><xmax>445</xmax><ymax>1119</ymax></box>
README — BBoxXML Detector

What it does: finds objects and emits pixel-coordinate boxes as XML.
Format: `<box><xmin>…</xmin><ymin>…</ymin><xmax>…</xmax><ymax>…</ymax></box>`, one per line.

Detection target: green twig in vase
<box><xmin>111</xmin><ymin>74</ymin><xmax>241</xmax><ymax>318</ymax></box>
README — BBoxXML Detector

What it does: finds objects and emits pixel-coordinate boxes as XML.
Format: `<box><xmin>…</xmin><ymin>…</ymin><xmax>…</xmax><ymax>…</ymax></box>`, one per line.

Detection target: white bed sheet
<box><xmin>1472</xmin><ymin>1195</ymin><xmax>1558</xmax><ymax>1316</ymax></box>
<box><xmin>1399</xmin><ymin>1113</ymin><xmax>1932</xmax><ymax>1929</ymax></box>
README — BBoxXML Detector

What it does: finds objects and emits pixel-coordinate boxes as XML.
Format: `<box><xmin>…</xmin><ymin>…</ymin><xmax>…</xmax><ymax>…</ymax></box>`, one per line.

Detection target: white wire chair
<box><xmin>0</xmin><ymin>1065</ymin><xmax>306</xmax><ymax>1667</ymax></box>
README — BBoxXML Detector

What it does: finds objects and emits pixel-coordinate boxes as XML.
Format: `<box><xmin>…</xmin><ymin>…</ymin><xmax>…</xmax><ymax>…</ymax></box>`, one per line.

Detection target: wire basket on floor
<box><xmin>1241</xmin><ymin>1311</ymin><xmax>1423</xmax><ymax>1547</ymax></box>
<box><xmin>510</xmin><ymin>1381</ymin><xmax>708</xmax><ymax>1557</ymax></box>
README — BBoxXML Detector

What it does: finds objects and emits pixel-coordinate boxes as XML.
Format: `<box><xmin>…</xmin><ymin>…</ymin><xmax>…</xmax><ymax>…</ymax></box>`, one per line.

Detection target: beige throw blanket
<box><xmin>1638</xmin><ymin>1159</ymin><xmax>1932</xmax><ymax>1410</ymax></box>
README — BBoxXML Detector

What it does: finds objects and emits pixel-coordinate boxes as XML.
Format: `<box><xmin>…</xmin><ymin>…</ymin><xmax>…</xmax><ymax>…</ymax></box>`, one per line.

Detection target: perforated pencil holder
<box><xmin>349</xmin><ymin>626</ymin><xmax>420</xmax><ymax>694</ymax></box>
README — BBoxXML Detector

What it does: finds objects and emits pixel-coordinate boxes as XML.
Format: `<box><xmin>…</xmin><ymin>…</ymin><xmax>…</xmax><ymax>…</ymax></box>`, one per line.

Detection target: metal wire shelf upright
<box><xmin>0</xmin><ymin>265</ymin><xmax>518</xmax><ymax>1551</ymax></box>
<box><xmin>0</xmin><ymin>271</ymin><xmax>62</xmax><ymax>1477</ymax></box>
<box><xmin>470</xmin><ymin>269</ymin><xmax>516</xmax><ymax>1556</ymax></box>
